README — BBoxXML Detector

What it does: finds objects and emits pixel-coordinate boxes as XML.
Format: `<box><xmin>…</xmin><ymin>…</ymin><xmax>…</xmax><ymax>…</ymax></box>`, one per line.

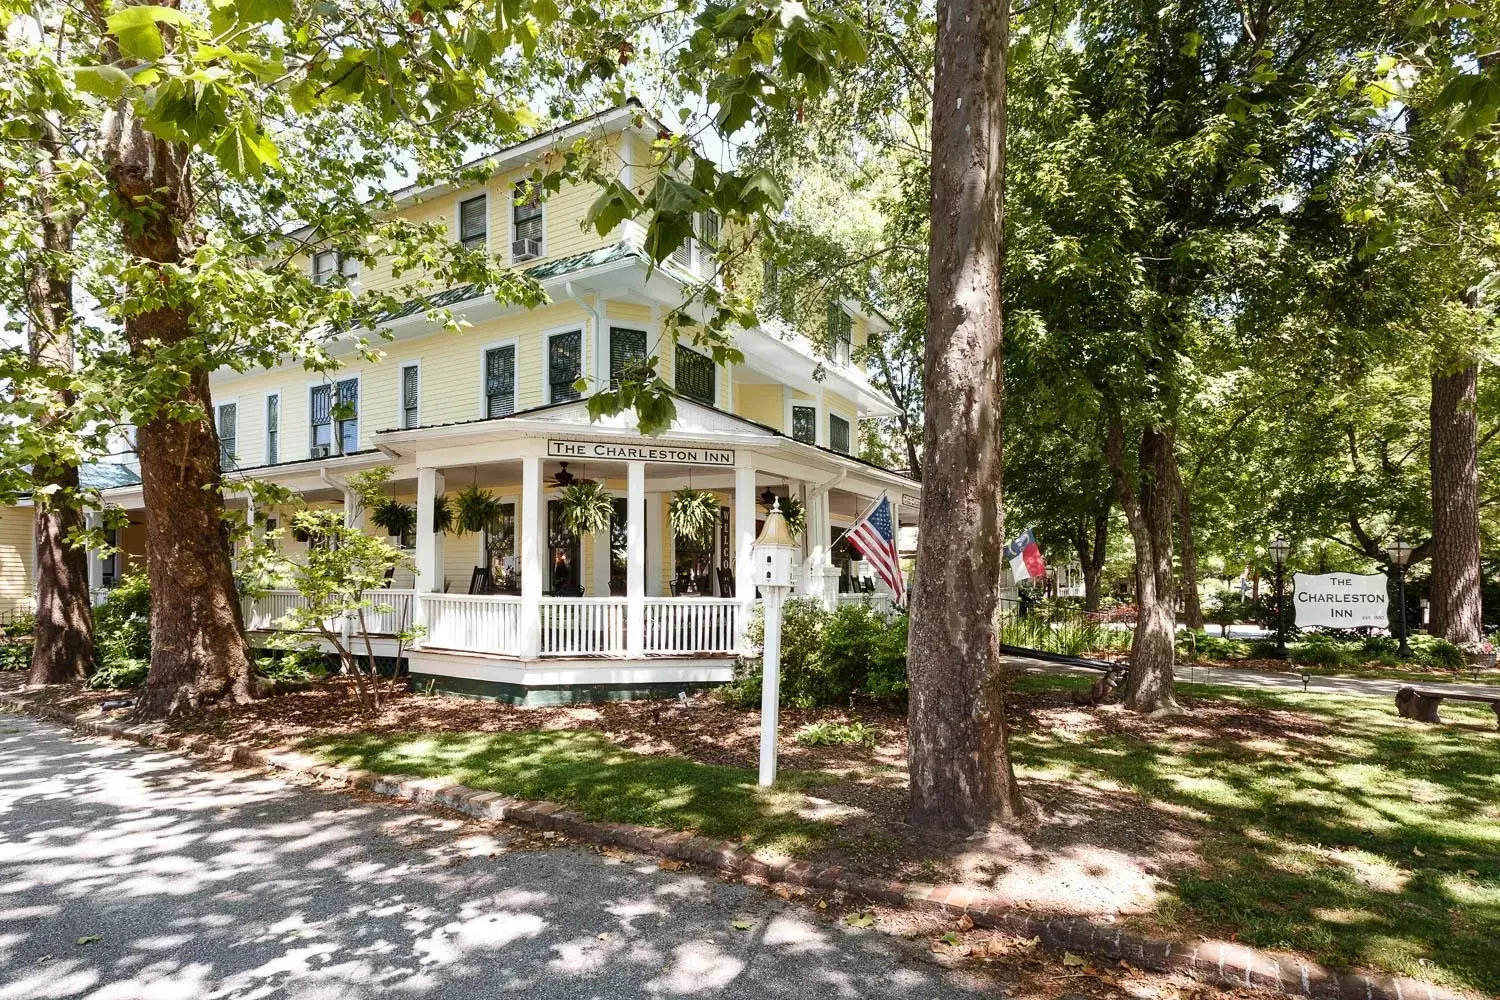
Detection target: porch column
<box><xmin>85</xmin><ymin>511</ymin><xmax>104</xmax><ymax>594</ymax></box>
<box><xmin>413</xmin><ymin>467</ymin><xmax>445</xmax><ymax>642</ymax></box>
<box><xmin>734</xmin><ymin>461</ymin><xmax>756</xmax><ymax>647</ymax></box>
<box><xmin>806</xmin><ymin>489</ymin><xmax>836</xmax><ymax>610</ymax></box>
<box><xmin>339</xmin><ymin>486</ymin><xmax>358</xmax><ymax>645</ymax></box>
<box><xmin>520</xmin><ymin>454</ymin><xmax>544</xmax><ymax>657</ymax></box>
<box><xmin>626</xmin><ymin>461</ymin><xmax>646</xmax><ymax>657</ymax></box>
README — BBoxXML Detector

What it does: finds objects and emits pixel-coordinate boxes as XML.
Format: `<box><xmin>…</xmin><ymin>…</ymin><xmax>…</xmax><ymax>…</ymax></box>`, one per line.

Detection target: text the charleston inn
<box><xmin>0</xmin><ymin>104</ymin><xmax>920</xmax><ymax>704</ymax></box>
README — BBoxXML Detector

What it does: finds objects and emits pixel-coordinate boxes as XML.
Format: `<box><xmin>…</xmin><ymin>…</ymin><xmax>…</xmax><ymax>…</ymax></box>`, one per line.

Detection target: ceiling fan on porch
<box><xmin>549</xmin><ymin>462</ymin><xmax>597</xmax><ymax>490</ymax></box>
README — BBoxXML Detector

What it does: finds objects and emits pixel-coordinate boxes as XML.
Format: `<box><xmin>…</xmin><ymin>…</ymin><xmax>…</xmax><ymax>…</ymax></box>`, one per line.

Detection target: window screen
<box><xmin>609</xmin><ymin>327</ymin><xmax>648</xmax><ymax>388</ymax></box>
<box><xmin>265</xmin><ymin>394</ymin><xmax>279</xmax><ymax>465</ymax></box>
<box><xmin>549</xmin><ymin>330</ymin><xmax>582</xmax><ymax>403</ymax></box>
<box><xmin>401</xmin><ymin>365</ymin><xmax>419</xmax><ymax>428</ymax></box>
<box><xmin>485</xmin><ymin>346</ymin><xmax>516</xmax><ymax>417</ymax></box>
<box><xmin>459</xmin><ymin>195</ymin><xmax>487</xmax><ymax>247</ymax></box>
<box><xmin>217</xmin><ymin>403</ymin><xmax>236</xmax><ymax>469</ymax></box>
<box><xmin>675</xmin><ymin>344</ymin><xmax>715</xmax><ymax>406</ymax></box>
<box><xmin>830</xmin><ymin>413</ymin><xmax>851</xmax><ymax>454</ymax></box>
<box><xmin>791</xmin><ymin>405</ymin><xmax>817</xmax><ymax>444</ymax></box>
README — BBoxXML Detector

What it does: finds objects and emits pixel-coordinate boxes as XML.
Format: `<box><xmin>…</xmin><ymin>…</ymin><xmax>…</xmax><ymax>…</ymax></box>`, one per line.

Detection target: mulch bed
<box><xmin>0</xmin><ymin>670</ymin><xmax>1313</xmax><ymax>925</ymax></box>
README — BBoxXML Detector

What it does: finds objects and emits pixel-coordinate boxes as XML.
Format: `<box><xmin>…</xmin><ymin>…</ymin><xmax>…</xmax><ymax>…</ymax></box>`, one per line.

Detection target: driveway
<box><xmin>0</xmin><ymin>715</ymin><xmax>988</xmax><ymax>1000</ymax></box>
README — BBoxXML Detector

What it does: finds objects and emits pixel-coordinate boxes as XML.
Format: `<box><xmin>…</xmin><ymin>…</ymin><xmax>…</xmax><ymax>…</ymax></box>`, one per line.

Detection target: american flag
<box><xmin>848</xmin><ymin>495</ymin><xmax>905</xmax><ymax>605</ymax></box>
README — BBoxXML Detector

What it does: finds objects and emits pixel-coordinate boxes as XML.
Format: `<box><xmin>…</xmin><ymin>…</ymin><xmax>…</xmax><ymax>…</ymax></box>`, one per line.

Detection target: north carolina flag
<box><xmin>1004</xmin><ymin>528</ymin><xmax>1046</xmax><ymax>583</ymax></box>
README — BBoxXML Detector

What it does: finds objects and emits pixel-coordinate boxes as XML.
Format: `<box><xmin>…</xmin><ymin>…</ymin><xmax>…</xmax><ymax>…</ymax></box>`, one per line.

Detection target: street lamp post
<box><xmin>1386</xmin><ymin>535</ymin><xmax>1414</xmax><ymax>659</ymax></box>
<box><xmin>1270</xmin><ymin>534</ymin><xmax>1290</xmax><ymax>659</ymax></box>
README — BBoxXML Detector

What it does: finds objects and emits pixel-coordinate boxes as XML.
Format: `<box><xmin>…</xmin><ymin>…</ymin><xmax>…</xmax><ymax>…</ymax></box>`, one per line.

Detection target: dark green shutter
<box><xmin>674</xmin><ymin>344</ymin><xmax>715</xmax><ymax>405</ymax></box>
<box><xmin>830</xmin><ymin>414</ymin><xmax>851</xmax><ymax>454</ymax></box>
<box><xmin>485</xmin><ymin>346</ymin><xmax>515</xmax><ymax>417</ymax></box>
<box><xmin>549</xmin><ymin>330</ymin><xmax>582</xmax><ymax>403</ymax></box>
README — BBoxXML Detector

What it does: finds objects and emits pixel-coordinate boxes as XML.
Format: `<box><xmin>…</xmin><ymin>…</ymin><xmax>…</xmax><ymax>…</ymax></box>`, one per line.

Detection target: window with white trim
<box><xmin>311</xmin><ymin>250</ymin><xmax>338</xmax><ymax>285</ymax></box>
<box><xmin>458</xmin><ymin>194</ymin><xmax>488</xmax><ymax>248</ymax></box>
<box><xmin>310</xmin><ymin>378</ymin><xmax>358</xmax><ymax>457</ymax></box>
<box><xmin>265</xmin><ymin>394</ymin><xmax>280</xmax><ymax>465</ymax></box>
<box><xmin>609</xmin><ymin>327</ymin><xmax>648</xmax><ymax>389</ymax></box>
<box><xmin>697</xmin><ymin>211</ymin><xmax>720</xmax><ymax>274</ymax></box>
<box><xmin>216</xmin><ymin>402</ymin><xmax>237</xmax><ymax>469</ymax></box>
<box><xmin>511</xmin><ymin>184</ymin><xmax>543</xmax><ymax>260</ymax></box>
<box><xmin>400</xmin><ymin>364</ymin><xmax>420</xmax><ymax>429</ymax></box>
<box><xmin>827</xmin><ymin>301</ymin><xmax>853</xmax><ymax>366</ymax></box>
<box><xmin>791</xmin><ymin>404</ymin><xmax>817</xmax><ymax>445</ymax></box>
<box><xmin>674</xmin><ymin>344</ymin><xmax>715</xmax><ymax>406</ymax></box>
<box><xmin>548</xmin><ymin>330</ymin><xmax>583</xmax><ymax>404</ymax></box>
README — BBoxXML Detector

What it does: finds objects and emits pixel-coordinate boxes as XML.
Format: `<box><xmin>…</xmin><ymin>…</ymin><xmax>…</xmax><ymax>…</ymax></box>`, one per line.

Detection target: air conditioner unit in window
<box><xmin>310</xmin><ymin>444</ymin><xmax>331</xmax><ymax>459</ymax></box>
<box><xmin>511</xmin><ymin>237</ymin><xmax>541</xmax><ymax>261</ymax></box>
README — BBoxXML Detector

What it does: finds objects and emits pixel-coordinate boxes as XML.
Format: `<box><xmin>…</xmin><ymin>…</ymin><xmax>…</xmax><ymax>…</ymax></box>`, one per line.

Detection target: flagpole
<box><xmin>829</xmin><ymin>491</ymin><xmax>887</xmax><ymax>551</ymax></box>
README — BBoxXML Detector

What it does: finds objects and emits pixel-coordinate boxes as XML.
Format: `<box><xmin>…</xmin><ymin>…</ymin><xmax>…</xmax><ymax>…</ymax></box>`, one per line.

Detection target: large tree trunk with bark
<box><xmin>25</xmin><ymin>126</ymin><xmax>95</xmax><ymax>686</ymax></box>
<box><xmin>101</xmin><ymin>94</ymin><xmax>259</xmax><ymax>717</ymax></box>
<box><xmin>906</xmin><ymin>0</ymin><xmax>1025</xmax><ymax>833</ymax></box>
<box><xmin>1429</xmin><ymin>361</ymin><xmax>1482</xmax><ymax>645</ymax></box>
<box><xmin>1071</xmin><ymin>507</ymin><xmax>1110</xmax><ymax>613</ymax></box>
<box><xmin>1106</xmin><ymin>411</ymin><xmax>1180</xmax><ymax>715</ymax></box>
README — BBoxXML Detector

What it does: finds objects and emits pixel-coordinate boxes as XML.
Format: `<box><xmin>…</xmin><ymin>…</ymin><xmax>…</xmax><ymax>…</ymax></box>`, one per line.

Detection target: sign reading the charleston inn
<box><xmin>1293</xmin><ymin>572</ymin><xmax>1390</xmax><ymax>629</ymax></box>
<box><xmin>547</xmin><ymin>439</ymin><xmax>736</xmax><ymax>467</ymax></box>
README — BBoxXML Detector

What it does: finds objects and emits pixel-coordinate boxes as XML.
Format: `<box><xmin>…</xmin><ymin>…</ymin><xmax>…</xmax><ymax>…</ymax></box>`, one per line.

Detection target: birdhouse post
<box><xmin>752</xmin><ymin>499</ymin><xmax>798</xmax><ymax>786</ymax></box>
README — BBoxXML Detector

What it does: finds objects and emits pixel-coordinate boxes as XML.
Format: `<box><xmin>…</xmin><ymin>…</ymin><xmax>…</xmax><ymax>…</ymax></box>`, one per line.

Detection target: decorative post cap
<box><xmin>755</xmin><ymin>499</ymin><xmax>798</xmax><ymax>550</ymax></box>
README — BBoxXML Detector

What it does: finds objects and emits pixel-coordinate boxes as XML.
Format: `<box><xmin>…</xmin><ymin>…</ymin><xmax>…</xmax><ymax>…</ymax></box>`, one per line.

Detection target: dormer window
<box><xmin>311</xmin><ymin>250</ymin><xmax>338</xmax><ymax>286</ymax></box>
<box><xmin>459</xmin><ymin>194</ymin><xmax>488</xmax><ymax>249</ymax></box>
<box><xmin>827</xmin><ymin>301</ymin><xmax>853</xmax><ymax>366</ymax></box>
<box><xmin>511</xmin><ymin>185</ymin><xmax>543</xmax><ymax>261</ymax></box>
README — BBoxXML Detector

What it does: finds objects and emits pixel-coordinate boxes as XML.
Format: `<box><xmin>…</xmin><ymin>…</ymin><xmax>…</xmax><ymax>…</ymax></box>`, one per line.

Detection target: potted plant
<box><xmin>432</xmin><ymin>495</ymin><xmax>455</xmax><ymax>535</ymax></box>
<box><xmin>669</xmin><ymin>488</ymin><xmax>719</xmax><ymax>546</ymax></box>
<box><xmin>559</xmin><ymin>481</ymin><xmax>614</xmax><ymax>536</ymax></box>
<box><xmin>454</xmin><ymin>485</ymin><xmax>503</xmax><ymax>535</ymax></box>
<box><xmin>370</xmin><ymin>499</ymin><xmax>417</xmax><ymax>546</ymax></box>
<box><xmin>758</xmin><ymin>491</ymin><xmax>805</xmax><ymax>540</ymax></box>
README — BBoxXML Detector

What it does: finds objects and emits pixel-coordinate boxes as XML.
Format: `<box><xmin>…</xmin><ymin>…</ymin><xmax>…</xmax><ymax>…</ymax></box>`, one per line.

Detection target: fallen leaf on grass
<box><xmin>845</xmin><ymin>911</ymin><xmax>875</xmax><ymax>929</ymax></box>
<box><xmin>76</xmin><ymin>936</ymin><xmax>101</xmax><ymax>947</ymax></box>
<box><xmin>940</xmin><ymin>931</ymin><xmax>962</xmax><ymax>946</ymax></box>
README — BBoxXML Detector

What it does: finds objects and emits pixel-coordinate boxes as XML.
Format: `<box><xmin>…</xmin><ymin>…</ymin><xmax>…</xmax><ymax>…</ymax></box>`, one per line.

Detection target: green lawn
<box><xmin>306</xmin><ymin>681</ymin><xmax>1500</xmax><ymax>994</ymax></box>
<box><xmin>305</xmin><ymin>729</ymin><xmax>836</xmax><ymax>855</ymax></box>
<box><xmin>1010</xmin><ymin>674</ymin><xmax>1500</xmax><ymax>996</ymax></box>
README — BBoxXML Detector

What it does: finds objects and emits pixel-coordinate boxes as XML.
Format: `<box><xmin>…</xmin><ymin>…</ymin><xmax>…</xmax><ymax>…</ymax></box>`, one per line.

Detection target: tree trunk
<box><xmin>25</xmin><ymin>121</ymin><xmax>95</xmax><ymax>686</ymax></box>
<box><xmin>100</xmin><ymin>91</ymin><xmax>260</xmax><ymax>717</ymax></box>
<box><xmin>1106</xmin><ymin>411</ymin><xmax>1180</xmax><ymax>715</ymax></box>
<box><xmin>1177</xmin><ymin>477</ymin><xmax>1203</xmax><ymax>630</ymax></box>
<box><xmin>1072</xmin><ymin>507</ymin><xmax>1109</xmax><ymax>613</ymax></box>
<box><xmin>1429</xmin><ymin>361</ymin><xmax>1482</xmax><ymax>645</ymax></box>
<box><xmin>906</xmin><ymin>0</ymin><xmax>1024</xmax><ymax>833</ymax></box>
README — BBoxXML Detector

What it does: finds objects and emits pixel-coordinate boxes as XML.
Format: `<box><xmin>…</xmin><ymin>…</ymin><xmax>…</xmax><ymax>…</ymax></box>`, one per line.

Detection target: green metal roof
<box><xmin>80</xmin><ymin>463</ymin><xmax>142</xmax><ymax>490</ymax></box>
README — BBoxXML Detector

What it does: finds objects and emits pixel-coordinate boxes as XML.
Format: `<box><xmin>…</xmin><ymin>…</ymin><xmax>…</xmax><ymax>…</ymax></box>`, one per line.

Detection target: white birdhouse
<box><xmin>752</xmin><ymin>499</ymin><xmax>798</xmax><ymax>591</ymax></box>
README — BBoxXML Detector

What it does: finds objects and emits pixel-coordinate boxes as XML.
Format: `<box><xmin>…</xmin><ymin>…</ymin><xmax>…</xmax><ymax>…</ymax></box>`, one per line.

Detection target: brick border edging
<box><xmin>0</xmin><ymin>693</ymin><xmax>1469</xmax><ymax>1000</ymax></box>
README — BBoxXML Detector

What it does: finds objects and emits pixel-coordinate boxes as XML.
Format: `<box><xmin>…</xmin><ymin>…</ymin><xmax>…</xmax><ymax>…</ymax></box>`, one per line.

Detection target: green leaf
<box><xmin>732</xmin><ymin>919</ymin><xmax>753</xmax><ymax>930</ymax></box>
<box><xmin>76</xmin><ymin>935</ymin><xmax>101</xmax><ymax>947</ymax></box>
<box><xmin>213</xmin><ymin>115</ymin><xmax>280</xmax><ymax>177</ymax></box>
<box><xmin>106</xmin><ymin>5</ymin><xmax>194</xmax><ymax>61</ymax></box>
<box><xmin>72</xmin><ymin>65</ymin><xmax>134</xmax><ymax>100</ymax></box>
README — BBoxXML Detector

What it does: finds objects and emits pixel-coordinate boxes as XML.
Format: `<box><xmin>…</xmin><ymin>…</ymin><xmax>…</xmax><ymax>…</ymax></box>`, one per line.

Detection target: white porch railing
<box><xmin>644</xmin><ymin>598</ymin><xmax>745</xmax><ymax>656</ymax></box>
<box><xmin>540</xmin><ymin>597</ymin><xmax>627</xmax><ymax>656</ymax></box>
<box><xmin>424</xmin><ymin>593</ymin><xmax>522</xmax><ymax>655</ymax></box>
<box><xmin>246</xmin><ymin>589</ymin><xmax>312</xmax><ymax>630</ymax></box>
<box><xmin>836</xmin><ymin>592</ymin><xmax>894</xmax><ymax>615</ymax></box>
<box><xmin>247</xmin><ymin>588</ymin><xmax>415</xmax><ymax>635</ymax></box>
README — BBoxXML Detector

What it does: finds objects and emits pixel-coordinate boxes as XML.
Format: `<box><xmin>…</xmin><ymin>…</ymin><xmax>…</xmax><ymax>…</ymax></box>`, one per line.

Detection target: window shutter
<box><xmin>485</xmin><ymin>346</ymin><xmax>516</xmax><ymax>417</ymax></box>
<box><xmin>791</xmin><ymin>405</ymin><xmax>817</xmax><ymax>444</ymax></box>
<box><xmin>674</xmin><ymin>344</ymin><xmax>715</xmax><ymax>406</ymax></box>
<box><xmin>830</xmin><ymin>414</ymin><xmax>851</xmax><ymax>454</ymax></box>
<box><xmin>549</xmin><ymin>331</ymin><xmax>583</xmax><ymax>403</ymax></box>
<box><xmin>459</xmin><ymin>195</ymin><xmax>488</xmax><ymax>247</ymax></box>
<box><xmin>402</xmin><ymin>366</ymin><xmax>419</xmax><ymax>427</ymax></box>
<box><xmin>609</xmin><ymin>328</ymin><xmax>648</xmax><ymax>388</ymax></box>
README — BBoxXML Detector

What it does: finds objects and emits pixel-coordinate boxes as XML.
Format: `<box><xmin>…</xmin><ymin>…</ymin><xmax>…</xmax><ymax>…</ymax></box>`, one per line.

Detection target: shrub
<box><xmin>1177</xmin><ymin>631</ymin><xmax>1250</xmax><ymax>661</ymax></box>
<box><xmin>255</xmin><ymin>648</ymin><xmax>329</xmax><ymax>684</ymax></box>
<box><xmin>1247</xmin><ymin>639</ymin><xmax>1280</xmax><ymax>659</ymax></box>
<box><xmin>726</xmin><ymin>599</ymin><xmax>909</xmax><ymax>708</ymax></box>
<box><xmin>1</xmin><ymin>610</ymin><xmax>37</xmax><ymax>638</ymax></box>
<box><xmin>93</xmin><ymin>574</ymin><xmax>152</xmax><ymax>669</ymax></box>
<box><xmin>87</xmin><ymin>657</ymin><xmax>149</xmax><ymax>690</ymax></box>
<box><xmin>795</xmin><ymin>720</ymin><xmax>878</xmax><ymax>747</ymax></box>
<box><xmin>1289</xmin><ymin>642</ymin><xmax>1353</xmax><ymax>668</ymax></box>
<box><xmin>1</xmin><ymin>642</ymin><xmax>32</xmax><ymax>671</ymax></box>
<box><xmin>1410</xmin><ymin>635</ymin><xmax>1463</xmax><ymax>670</ymax></box>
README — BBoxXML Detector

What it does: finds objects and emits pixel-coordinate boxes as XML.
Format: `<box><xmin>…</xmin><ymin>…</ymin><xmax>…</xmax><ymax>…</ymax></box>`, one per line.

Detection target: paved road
<box><xmin>1013</xmin><ymin>657</ymin><xmax>1499</xmax><ymax>699</ymax></box>
<box><xmin>0</xmin><ymin>716</ymin><xmax>988</xmax><ymax>1000</ymax></box>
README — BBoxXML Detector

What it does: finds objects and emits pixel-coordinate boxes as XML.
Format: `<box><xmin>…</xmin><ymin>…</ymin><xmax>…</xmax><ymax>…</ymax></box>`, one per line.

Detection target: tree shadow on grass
<box><xmin>1005</xmin><ymin>678</ymin><xmax>1500</xmax><ymax>996</ymax></box>
<box><xmin>0</xmin><ymin>716</ymin><xmax>994</xmax><ymax>999</ymax></box>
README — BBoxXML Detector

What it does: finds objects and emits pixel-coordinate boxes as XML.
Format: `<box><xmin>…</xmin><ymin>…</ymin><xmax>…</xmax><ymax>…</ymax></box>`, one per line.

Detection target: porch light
<box><xmin>1386</xmin><ymin>535</ymin><xmax>1413</xmax><ymax>567</ymax></box>
<box><xmin>1269</xmin><ymin>534</ymin><xmax>1290</xmax><ymax>567</ymax></box>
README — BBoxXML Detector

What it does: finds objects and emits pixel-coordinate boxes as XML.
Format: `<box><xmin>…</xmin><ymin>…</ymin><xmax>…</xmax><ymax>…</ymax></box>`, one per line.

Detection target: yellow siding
<box><xmin>0</xmin><ymin>506</ymin><xmax>33</xmax><ymax>611</ymax></box>
<box><xmin>825</xmin><ymin>389</ymin><xmax>859</xmax><ymax>446</ymax></box>
<box><xmin>734</xmin><ymin>382</ymin><xmax>783</xmax><ymax>430</ymax></box>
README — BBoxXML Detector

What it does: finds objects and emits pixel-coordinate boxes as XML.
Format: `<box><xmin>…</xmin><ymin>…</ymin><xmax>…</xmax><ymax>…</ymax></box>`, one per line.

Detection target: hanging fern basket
<box><xmin>455</xmin><ymin>485</ymin><xmax>503</xmax><ymax>535</ymax></box>
<box><xmin>559</xmin><ymin>481</ymin><xmax>615</xmax><ymax>537</ymax></box>
<box><xmin>669</xmin><ymin>488</ymin><xmax>720</xmax><ymax>547</ymax></box>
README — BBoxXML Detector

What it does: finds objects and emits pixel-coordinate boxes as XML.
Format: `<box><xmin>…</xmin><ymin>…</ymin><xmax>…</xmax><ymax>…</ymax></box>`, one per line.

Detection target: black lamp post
<box><xmin>1386</xmin><ymin>535</ymin><xmax>1414</xmax><ymax>659</ymax></box>
<box><xmin>1270</xmin><ymin>534</ymin><xmax>1290</xmax><ymax>659</ymax></box>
